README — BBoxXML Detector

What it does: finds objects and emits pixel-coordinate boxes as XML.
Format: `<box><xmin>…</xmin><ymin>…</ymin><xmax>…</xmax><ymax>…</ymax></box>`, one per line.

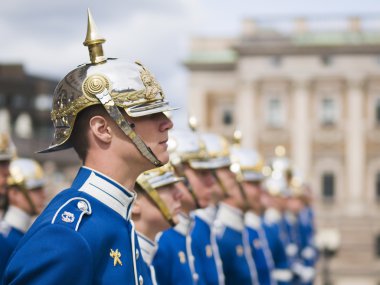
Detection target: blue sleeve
<box><xmin>4</xmin><ymin>225</ymin><xmax>93</xmax><ymax>285</ymax></box>
<box><xmin>0</xmin><ymin>237</ymin><xmax>13</xmax><ymax>284</ymax></box>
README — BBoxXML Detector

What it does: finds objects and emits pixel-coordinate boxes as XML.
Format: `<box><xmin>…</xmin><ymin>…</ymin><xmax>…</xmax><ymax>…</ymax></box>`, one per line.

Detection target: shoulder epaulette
<box><xmin>51</xmin><ymin>197</ymin><xmax>92</xmax><ymax>231</ymax></box>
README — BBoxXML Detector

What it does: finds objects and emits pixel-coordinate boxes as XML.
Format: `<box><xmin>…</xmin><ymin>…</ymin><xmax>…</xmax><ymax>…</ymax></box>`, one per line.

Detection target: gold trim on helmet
<box><xmin>137</xmin><ymin>164</ymin><xmax>184</xmax><ymax>226</ymax></box>
<box><xmin>0</xmin><ymin>133</ymin><xmax>16</xmax><ymax>161</ymax></box>
<box><xmin>7</xmin><ymin>158</ymin><xmax>45</xmax><ymax>190</ymax></box>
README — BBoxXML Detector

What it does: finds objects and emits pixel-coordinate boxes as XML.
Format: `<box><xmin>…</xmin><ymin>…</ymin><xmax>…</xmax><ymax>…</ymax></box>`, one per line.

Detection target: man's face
<box><xmin>216</xmin><ymin>168</ymin><xmax>247</xmax><ymax>209</ymax></box>
<box><xmin>184</xmin><ymin>166</ymin><xmax>214</xmax><ymax>209</ymax></box>
<box><xmin>242</xmin><ymin>181</ymin><xmax>263</xmax><ymax>213</ymax></box>
<box><xmin>0</xmin><ymin>160</ymin><xmax>10</xmax><ymax>210</ymax></box>
<box><xmin>156</xmin><ymin>183</ymin><xmax>182</xmax><ymax>225</ymax></box>
<box><xmin>286</xmin><ymin>197</ymin><xmax>303</xmax><ymax>214</ymax></box>
<box><xmin>128</xmin><ymin>112</ymin><xmax>173</xmax><ymax>165</ymax></box>
<box><xmin>177</xmin><ymin>181</ymin><xmax>197</xmax><ymax>213</ymax></box>
<box><xmin>139</xmin><ymin>183</ymin><xmax>182</xmax><ymax>233</ymax></box>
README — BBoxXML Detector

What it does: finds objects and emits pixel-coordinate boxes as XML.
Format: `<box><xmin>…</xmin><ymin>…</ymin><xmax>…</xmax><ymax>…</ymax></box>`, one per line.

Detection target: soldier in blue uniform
<box><xmin>152</xmin><ymin>130</ymin><xmax>216</xmax><ymax>285</ymax></box>
<box><xmin>0</xmin><ymin>158</ymin><xmax>46</xmax><ymax>280</ymax></box>
<box><xmin>267</xmin><ymin>151</ymin><xmax>315</xmax><ymax>285</ymax></box>
<box><xmin>132</xmin><ymin>163</ymin><xmax>184</xmax><ymax>284</ymax></box>
<box><xmin>229</xmin><ymin>145</ymin><xmax>277</xmax><ymax>285</ymax></box>
<box><xmin>262</xmin><ymin>179</ymin><xmax>293</xmax><ymax>285</ymax></box>
<box><xmin>212</xmin><ymin>134</ymin><xmax>259</xmax><ymax>285</ymax></box>
<box><xmin>191</xmin><ymin>132</ymin><xmax>230</xmax><ymax>285</ymax></box>
<box><xmin>286</xmin><ymin>180</ymin><xmax>317</xmax><ymax>285</ymax></box>
<box><xmin>0</xmin><ymin>133</ymin><xmax>15</xmax><ymax>218</ymax></box>
<box><xmin>3</xmin><ymin>10</ymin><xmax>175</xmax><ymax>285</ymax></box>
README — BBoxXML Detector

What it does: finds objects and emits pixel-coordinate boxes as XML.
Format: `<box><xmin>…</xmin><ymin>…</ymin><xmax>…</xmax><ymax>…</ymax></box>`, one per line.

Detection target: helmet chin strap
<box><xmin>85</xmin><ymin>75</ymin><xmax>163</xmax><ymax>167</ymax></box>
<box><xmin>211</xmin><ymin>169</ymin><xmax>230</xmax><ymax>199</ymax></box>
<box><xmin>19</xmin><ymin>188</ymin><xmax>37</xmax><ymax>216</ymax></box>
<box><xmin>137</xmin><ymin>181</ymin><xmax>175</xmax><ymax>227</ymax></box>
<box><xmin>183</xmin><ymin>176</ymin><xmax>201</xmax><ymax>210</ymax></box>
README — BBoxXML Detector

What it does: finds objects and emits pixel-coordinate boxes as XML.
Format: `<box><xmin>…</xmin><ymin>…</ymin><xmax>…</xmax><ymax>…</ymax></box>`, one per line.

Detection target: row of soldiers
<box><xmin>0</xmin><ymin>9</ymin><xmax>317</xmax><ymax>285</ymax></box>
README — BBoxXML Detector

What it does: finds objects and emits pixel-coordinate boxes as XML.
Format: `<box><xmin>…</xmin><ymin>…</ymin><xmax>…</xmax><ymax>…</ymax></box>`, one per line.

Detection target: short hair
<box><xmin>70</xmin><ymin>105</ymin><xmax>110</xmax><ymax>162</ymax></box>
<box><xmin>134</xmin><ymin>183</ymin><xmax>148</xmax><ymax>199</ymax></box>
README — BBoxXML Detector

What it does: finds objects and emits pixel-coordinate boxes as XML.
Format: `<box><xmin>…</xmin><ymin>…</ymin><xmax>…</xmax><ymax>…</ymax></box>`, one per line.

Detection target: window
<box><xmin>267</xmin><ymin>98</ymin><xmax>283</xmax><ymax>128</ymax></box>
<box><xmin>322</xmin><ymin>172</ymin><xmax>335</xmax><ymax>201</ymax></box>
<box><xmin>375</xmin><ymin>235</ymin><xmax>380</xmax><ymax>258</ymax></box>
<box><xmin>375</xmin><ymin>98</ymin><xmax>380</xmax><ymax>125</ymax></box>
<box><xmin>321</xmin><ymin>98</ymin><xmax>336</xmax><ymax>126</ymax></box>
<box><xmin>222</xmin><ymin>110</ymin><xmax>233</xmax><ymax>125</ymax></box>
<box><xmin>321</xmin><ymin>55</ymin><xmax>333</xmax><ymax>66</ymax></box>
<box><xmin>0</xmin><ymin>93</ymin><xmax>6</xmax><ymax>108</ymax></box>
<box><xmin>376</xmin><ymin>172</ymin><xmax>380</xmax><ymax>201</ymax></box>
<box><xmin>270</xmin><ymin>56</ymin><xmax>282</xmax><ymax>67</ymax></box>
<box><xmin>35</xmin><ymin>94</ymin><xmax>52</xmax><ymax>111</ymax></box>
<box><xmin>11</xmin><ymin>94</ymin><xmax>26</xmax><ymax>109</ymax></box>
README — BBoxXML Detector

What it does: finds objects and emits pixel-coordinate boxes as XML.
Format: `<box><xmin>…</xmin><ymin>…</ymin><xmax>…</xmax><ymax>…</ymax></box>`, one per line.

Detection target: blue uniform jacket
<box><xmin>245</xmin><ymin>211</ymin><xmax>276</xmax><ymax>285</ymax></box>
<box><xmin>152</xmin><ymin>213</ymin><xmax>199</xmax><ymax>285</ymax></box>
<box><xmin>191</xmin><ymin>207</ymin><xmax>225</xmax><ymax>285</ymax></box>
<box><xmin>298</xmin><ymin>207</ymin><xmax>318</xmax><ymax>267</ymax></box>
<box><xmin>0</xmin><ymin>206</ymin><xmax>33</xmax><ymax>282</ymax></box>
<box><xmin>263</xmin><ymin>208</ymin><xmax>292</xmax><ymax>285</ymax></box>
<box><xmin>3</xmin><ymin>167</ymin><xmax>151</xmax><ymax>285</ymax></box>
<box><xmin>137</xmin><ymin>232</ymin><xmax>158</xmax><ymax>285</ymax></box>
<box><xmin>214</xmin><ymin>203</ymin><xmax>258</xmax><ymax>285</ymax></box>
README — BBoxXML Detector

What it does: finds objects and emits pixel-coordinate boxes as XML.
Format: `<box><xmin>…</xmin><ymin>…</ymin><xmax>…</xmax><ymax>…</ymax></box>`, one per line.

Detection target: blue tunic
<box><xmin>0</xmin><ymin>206</ymin><xmax>34</xmax><ymax>283</ymax></box>
<box><xmin>245</xmin><ymin>211</ymin><xmax>275</xmax><ymax>285</ymax></box>
<box><xmin>214</xmin><ymin>203</ymin><xmax>258</xmax><ymax>285</ymax></box>
<box><xmin>3</xmin><ymin>167</ymin><xmax>151</xmax><ymax>285</ymax></box>
<box><xmin>191</xmin><ymin>207</ymin><xmax>225</xmax><ymax>285</ymax></box>
<box><xmin>152</xmin><ymin>213</ymin><xmax>198</xmax><ymax>285</ymax></box>
<box><xmin>263</xmin><ymin>208</ymin><xmax>292</xmax><ymax>285</ymax></box>
<box><xmin>137</xmin><ymin>232</ymin><xmax>157</xmax><ymax>285</ymax></box>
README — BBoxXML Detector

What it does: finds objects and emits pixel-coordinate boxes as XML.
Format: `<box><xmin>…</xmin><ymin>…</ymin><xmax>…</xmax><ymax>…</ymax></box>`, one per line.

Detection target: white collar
<box><xmin>193</xmin><ymin>205</ymin><xmax>217</xmax><ymax>225</ymax></box>
<box><xmin>174</xmin><ymin>212</ymin><xmax>193</xmax><ymax>236</ymax></box>
<box><xmin>264</xmin><ymin>207</ymin><xmax>282</xmax><ymax>224</ymax></box>
<box><xmin>215</xmin><ymin>202</ymin><xmax>244</xmax><ymax>232</ymax></box>
<box><xmin>4</xmin><ymin>206</ymin><xmax>33</xmax><ymax>233</ymax></box>
<box><xmin>244</xmin><ymin>211</ymin><xmax>262</xmax><ymax>229</ymax></box>
<box><xmin>137</xmin><ymin>232</ymin><xmax>156</xmax><ymax>265</ymax></box>
<box><xmin>78</xmin><ymin>167</ymin><xmax>136</xmax><ymax>220</ymax></box>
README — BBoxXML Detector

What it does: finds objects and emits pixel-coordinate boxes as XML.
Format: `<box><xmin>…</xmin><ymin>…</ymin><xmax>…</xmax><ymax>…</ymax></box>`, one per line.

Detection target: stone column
<box><xmin>187</xmin><ymin>85</ymin><xmax>206</xmax><ymax>130</ymax></box>
<box><xmin>291</xmin><ymin>81</ymin><xmax>311</xmax><ymax>180</ymax></box>
<box><xmin>235</xmin><ymin>80</ymin><xmax>257</xmax><ymax>148</ymax></box>
<box><xmin>345</xmin><ymin>80</ymin><xmax>364</xmax><ymax>213</ymax></box>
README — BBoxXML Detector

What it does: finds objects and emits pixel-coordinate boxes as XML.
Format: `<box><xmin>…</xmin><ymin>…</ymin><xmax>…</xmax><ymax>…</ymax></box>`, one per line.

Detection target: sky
<box><xmin>0</xmin><ymin>0</ymin><xmax>379</xmax><ymax>127</ymax></box>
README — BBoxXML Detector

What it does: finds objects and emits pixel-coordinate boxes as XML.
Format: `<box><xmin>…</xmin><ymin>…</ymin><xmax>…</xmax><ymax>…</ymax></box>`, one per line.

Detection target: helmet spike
<box><xmin>233</xmin><ymin>129</ymin><xmax>242</xmax><ymax>146</ymax></box>
<box><xmin>188</xmin><ymin>116</ymin><xmax>198</xmax><ymax>132</ymax></box>
<box><xmin>83</xmin><ymin>9</ymin><xmax>106</xmax><ymax>64</ymax></box>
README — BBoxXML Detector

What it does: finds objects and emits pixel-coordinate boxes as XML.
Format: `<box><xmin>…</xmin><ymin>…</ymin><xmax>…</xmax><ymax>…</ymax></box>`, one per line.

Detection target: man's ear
<box><xmin>88</xmin><ymin>116</ymin><xmax>112</xmax><ymax>144</ymax></box>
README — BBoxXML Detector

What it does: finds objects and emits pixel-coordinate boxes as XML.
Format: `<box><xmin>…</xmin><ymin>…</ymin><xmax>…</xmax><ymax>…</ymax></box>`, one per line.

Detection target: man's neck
<box><xmin>222</xmin><ymin>197</ymin><xmax>244</xmax><ymax>212</ymax></box>
<box><xmin>85</xmin><ymin>155</ymin><xmax>147</xmax><ymax>190</ymax></box>
<box><xmin>134</xmin><ymin>220</ymin><xmax>160</xmax><ymax>241</ymax></box>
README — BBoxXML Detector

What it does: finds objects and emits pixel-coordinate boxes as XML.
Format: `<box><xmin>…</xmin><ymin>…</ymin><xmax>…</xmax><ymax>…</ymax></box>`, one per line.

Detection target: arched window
<box><xmin>375</xmin><ymin>234</ymin><xmax>380</xmax><ymax>258</ymax></box>
<box><xmin>322</xmin><ymin>172</ymin><xmax>335</xmax><ymax>202</ymax></box>
<box><xmin>375</xmin><ymin>98</ymin><xmax>380</xmax><ymax>126</ymax></box>
<box><xmin>376</xmin><ymin>172</ymin><xmax>380</xmax><ymax>202</ymax></box>
<box><xmin>267</xmin><ymin>98</ymin><xmax>283</xmax><ymax>128</ymax></box>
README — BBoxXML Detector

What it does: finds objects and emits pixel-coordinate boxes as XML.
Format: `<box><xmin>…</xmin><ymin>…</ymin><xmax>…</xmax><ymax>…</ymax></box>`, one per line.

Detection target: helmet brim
<box><xmin>125</xmin><ymin>100</ymin><xmax>179</xmax><ymax>117</ymax></box>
